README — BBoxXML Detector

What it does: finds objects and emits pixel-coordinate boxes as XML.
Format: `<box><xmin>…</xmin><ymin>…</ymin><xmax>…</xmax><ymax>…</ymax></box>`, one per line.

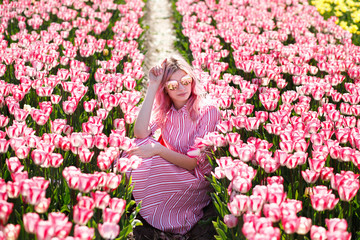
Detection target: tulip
<box><xmin>0</xmin><ymin>139</ymin><xmax>10</xmax><ymax>153</ymax></box>
<box><xmin>224</xmin><ymin>214</ymin><xmax>238</xmax><ymax>228</ymax></box>
<box><xmin>78</xmin><ymin>147</ymin><xmax>94</xmax><ymax>163</ymax></box>
<box><xmin>228</xmin><ymin>194</ymin><xmax>249</xmax><ymax>216</ymax></box>
<box><xmin>326</xmin><ymin>231</ymin><xmax>351</xmax><ymax>240</ymax></box>
<box><xmin>0</xmin><ymin>200</ymin><xmax>13</xmax><ymax>225</ymax></box>
<box><xmin>105</xmin><ymin>173</ymin><xmax>122</xmax><ymax>190</ymax></box>
<box><xmin>35</xmin><ymin>220</ymin><xmax>55</xmax><ymax>240</ymax></box>
<box><xmin>103</xmin><ymin>208</ymin><xmax>121</xmax><ymax>224</ymax></box>
<box><xmin>302</xmin><ymin>169</ymin><xmax>320</xmax><ymax>184</ymax></box>
<box><xmin>73</xmin><ymin>205</ymin><xmax>94</xmax><ymax>225</ymax></box>
<box><xmin>232</xmin><ymin>176</ymin><xmax>252</xmax><ymax>193</ymax></box>
<box><xmin>31</xmin><ymin>149</ymin><xmax>48</xmax><ymax>165</ymax></box>
<box><xmin>91</xmin><ymin>191</ymin><xmax>110</xmax><ymax>209</ymax></box>
<box><xmin>4</xmin><ymin>224</ymin><xmax>20</xmax><ymax>240</ymax></box>
<box><xmin>63</xmin><ymin>100</ymin><xmax>77</xmax><ymax>115</ymax></box>
<box><xmin>282</xmin><ymin>216</ymin><xmax>300</xmax><ymax>234</ymax></box>
<box><xmin>6</xmin><ymin>157</ymin><xmax>24</xmax><ymax>173</ymax></box>
<box><xmin>26</xmin><ymin>187</ymin><xmax>45</xmax><ymax>205</ymax></box>
<box><xmin>74</xmin><ymin>225</ymin><xmax>95</xmax><ymax>240</ymax></box>
<box><xmin>310</xmin><ymin>225</ymin><xmax>327</xmax><ymax>240</ymax></box>
<box><xmin>263</xmin><ymin>203</ymin><xmax>281</xmax><ymax>222</ymax></box>
<box><xmin>94</xmin><ymin>134</ymin><xmax>108</xmax><ymax>149</ymax></box>
<box><xmin>338</xmin><ymin>180</ymin><xmax>359</xmax><ymax>202</ymax></box>
<box><xmin>78</xmin><ymin>174</ymin><xmax>99</xmax><ymax>193</ymax></box>
<box><xmin>6</xmin><ymin>181</ymin><xmax>20</xmax><ymax>199</ymax></box>
<box><xmin>326</xmin><ymin>218</ymin><xmax>348</xmax><ymax>232</ymax></box>
<box><xmin>109</xmin><ymin>198</ymin><xmax>126</xmax><ymax>214</ymax></box>
<box><xmin>35</xmin><ymin>198</ymin><xmax>51</xmax><ymax>214</ymax></box>
<box><xmin>98</xmin><ymin>222</ymin><xmax>120</xmax><ymax>240</ymax></box>
<box><xmin>15</xmin><ymin>145</ymin><xmax>30</xmax><ymax>159</ymax></box>
<box><xmin>77</xmin><ymin>195</ymin><xmax>95</xmax><ymax>210</ymax></box>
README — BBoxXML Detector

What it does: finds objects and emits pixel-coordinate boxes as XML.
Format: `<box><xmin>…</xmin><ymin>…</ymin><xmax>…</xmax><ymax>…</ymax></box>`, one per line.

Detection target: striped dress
<box><xmin>127</xmin><ymin>104</ymin><xmax>221</xmax><ymax>234</ymax></box>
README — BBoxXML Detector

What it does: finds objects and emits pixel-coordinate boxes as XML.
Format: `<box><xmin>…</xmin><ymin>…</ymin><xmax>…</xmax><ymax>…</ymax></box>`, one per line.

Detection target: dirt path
<box><xmin>142</xmin><ymin>0</ymin><xmax>179</xmax><ymax>79</ymax></box>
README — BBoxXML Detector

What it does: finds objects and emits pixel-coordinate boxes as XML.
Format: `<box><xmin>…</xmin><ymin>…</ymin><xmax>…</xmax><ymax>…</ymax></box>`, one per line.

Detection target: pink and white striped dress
<box><xmin>127</xmin><ymin>104</ymin><xmax>221</xmax><ymax>234</ymax></box>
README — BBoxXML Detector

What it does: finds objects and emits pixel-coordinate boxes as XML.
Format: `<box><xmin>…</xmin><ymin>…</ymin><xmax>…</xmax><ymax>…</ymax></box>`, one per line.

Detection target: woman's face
<box><xmin>165</xmin><ymin>69</ymin><xmax>193</xmax><ymax>110</ymax></box>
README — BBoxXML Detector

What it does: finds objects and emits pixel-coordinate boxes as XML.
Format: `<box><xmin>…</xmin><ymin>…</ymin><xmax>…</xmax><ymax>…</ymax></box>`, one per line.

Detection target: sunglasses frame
<box><xmin>166</xmin><ymin>75</ymin><xmax>193</xmax><ymax>91</ymax></box>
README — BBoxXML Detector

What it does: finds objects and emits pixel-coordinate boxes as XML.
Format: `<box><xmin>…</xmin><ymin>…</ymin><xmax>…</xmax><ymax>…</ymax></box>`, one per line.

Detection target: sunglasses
<box><xmin>166</xmin><ymin>75</ymin><xmax>193</xmax><ymax>91</ymax></box>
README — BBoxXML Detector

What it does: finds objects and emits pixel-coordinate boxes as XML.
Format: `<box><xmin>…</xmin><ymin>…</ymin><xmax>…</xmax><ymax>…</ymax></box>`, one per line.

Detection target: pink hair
<box><xmin>152</xmin><ymin>56</ymin><xmax>204</xmax><ymax>127</ymax></box>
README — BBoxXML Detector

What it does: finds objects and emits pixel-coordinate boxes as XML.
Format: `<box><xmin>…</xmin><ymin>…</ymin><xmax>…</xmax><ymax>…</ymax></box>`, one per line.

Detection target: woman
<box><xmin>126</xmin><ymin>56</ymin><xmax>221</xmax><ymax>235</ymax></box>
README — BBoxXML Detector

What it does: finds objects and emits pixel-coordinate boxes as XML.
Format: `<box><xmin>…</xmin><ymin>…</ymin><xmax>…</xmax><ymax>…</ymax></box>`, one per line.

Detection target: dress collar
<box><xmin>170</xmin><ymin>103</ymin><xmax>188</xmax><ymax>114</ymax></box>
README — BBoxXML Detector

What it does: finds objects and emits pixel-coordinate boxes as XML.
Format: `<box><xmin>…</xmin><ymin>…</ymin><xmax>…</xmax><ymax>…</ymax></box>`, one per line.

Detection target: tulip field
<box><xmin>0</xmin><ymin>0</ymin><xmax>360</xmax><ymax>239</ymax></box>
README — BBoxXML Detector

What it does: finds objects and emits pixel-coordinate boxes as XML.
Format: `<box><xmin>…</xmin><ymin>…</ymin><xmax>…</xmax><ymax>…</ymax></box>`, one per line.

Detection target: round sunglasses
<box><xmin>166</xmin><ymin>75</ymin><xmax>193</xmax><ymax>91</ymax></box>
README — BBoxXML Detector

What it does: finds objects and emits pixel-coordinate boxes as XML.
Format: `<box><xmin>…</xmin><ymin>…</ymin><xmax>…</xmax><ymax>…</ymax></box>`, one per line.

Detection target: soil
<box><xmin>127</xmin><ymin>0</ymin><xmax>219</xmax><ymax>239</ymax></box>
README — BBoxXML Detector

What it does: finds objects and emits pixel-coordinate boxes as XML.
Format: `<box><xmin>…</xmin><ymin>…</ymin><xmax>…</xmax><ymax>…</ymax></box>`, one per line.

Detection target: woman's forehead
<box><xmin>169</xmin><ymin>69</ymin><xmax>187</xmax><ymax>80</ymax></box>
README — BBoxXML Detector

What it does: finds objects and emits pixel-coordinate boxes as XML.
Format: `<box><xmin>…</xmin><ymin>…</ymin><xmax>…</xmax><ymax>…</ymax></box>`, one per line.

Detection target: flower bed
<box><xmin>0</xmin><ymin>0</ymin><xmax>146</xmax><ymax>239</ymax></box>
<box><xmin>310</xmin><ymin>0</ymin><xmax>360</xmax><ymax>45</ymax></box>
<box><xmin>172</xmin><ymin>0</ymin><xmax>359</xmax><ymax>239</ymax></box>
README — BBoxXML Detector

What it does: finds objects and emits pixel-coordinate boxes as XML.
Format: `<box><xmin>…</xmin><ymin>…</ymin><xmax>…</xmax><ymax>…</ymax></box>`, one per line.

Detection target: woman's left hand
<box><xmin>126</xmin><ymin>142</ymin><xmax>162</xmax><ymax>159</ymax></box>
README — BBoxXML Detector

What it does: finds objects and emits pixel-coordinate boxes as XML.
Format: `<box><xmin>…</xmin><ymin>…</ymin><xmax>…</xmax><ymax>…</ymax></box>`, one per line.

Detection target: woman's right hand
<box><xmin>148</xmin><ymin>58</ymin><xmax>167</xmax><ymax>87</ymax></box>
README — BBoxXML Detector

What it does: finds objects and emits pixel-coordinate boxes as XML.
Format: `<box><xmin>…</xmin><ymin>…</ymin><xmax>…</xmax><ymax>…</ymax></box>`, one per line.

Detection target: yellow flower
<box><xmin>335</xmin><ymin>10</ymin><xmax>343</xmax><ymax>17</ymax></box>
<box><xmin>349</xmin><ymin>24</ymin><xmax>358</xmax><ymax>34</ymax></box>
<box><xmin>339</xmin><ymin>21</ymin><xmax>348</xmax><ymax>29</ymax></box>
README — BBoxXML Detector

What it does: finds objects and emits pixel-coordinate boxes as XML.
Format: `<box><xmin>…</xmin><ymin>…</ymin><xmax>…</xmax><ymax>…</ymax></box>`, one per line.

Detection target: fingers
<box><xmin>150</xmin><ymin>65</ymin><xmax>163</xmax><ymax>77</ymax></box>
<box><xmin>161</xmin><ymin>58</ymin><xmax>167</xmax><ymax>68</ymax></box>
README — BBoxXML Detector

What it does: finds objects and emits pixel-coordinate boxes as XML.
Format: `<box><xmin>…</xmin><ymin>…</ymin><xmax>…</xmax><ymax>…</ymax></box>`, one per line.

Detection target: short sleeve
<box><xmin>149</xmin><ymin>121</ymin><xmax>159</xmax><ymax>136</ymax></box>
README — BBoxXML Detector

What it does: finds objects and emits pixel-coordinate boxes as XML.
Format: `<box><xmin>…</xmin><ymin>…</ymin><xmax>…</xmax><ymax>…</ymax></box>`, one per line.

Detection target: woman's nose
<box><xmin>178</xmin><ymin>82</ymin><xmax>186</xmax><ymax>89</ymax></box>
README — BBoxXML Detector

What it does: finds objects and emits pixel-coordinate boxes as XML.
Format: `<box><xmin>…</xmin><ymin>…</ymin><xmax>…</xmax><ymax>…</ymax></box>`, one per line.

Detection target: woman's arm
<box><xmin>133</xmin><ymin>60</ymin><xmax>166</xmax><ymax>138</ymax></box>
<box><xmin>133</xmin><ymin>84</ymin><xmax>157</xmax><ymax>138</ymax></box>
<box><xmin>127</xmin><ymin>143</ymin><xmax>198</xmax><ymax>170</ymax></box>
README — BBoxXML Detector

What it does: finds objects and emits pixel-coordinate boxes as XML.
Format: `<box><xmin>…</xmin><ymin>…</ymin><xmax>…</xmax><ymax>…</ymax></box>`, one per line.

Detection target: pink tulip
<box><xmin>15</xmin><ymin>145</ymin><xmax>30</xmax><ymax>159</ymax></box>
<box><xmin>77</xmin><ymin>196</ymin><xmax>95</xmax><ymax>210</ymax></box>
<box><xmin>78</xmin><ymin>174</ymin><xmax>99</xmax><ymax>193</ymax></box>
<box><xmin>0</xmin><ymin>200</ymin><xmax>13</xmax><ymax>225</ymax></box>
<box><xmin>282</xmin><ymin>216</ymin><xmax>299</xmax><ymax>234</ymax></box>
<box><xmin>31</xmin><ymin>149</ymin><xmax>48</xmax><ymax>165</ymax></box>
<box><xmin>98</xmin><ymin>222</ymin><xmax>120</xmax><ymax>240</ymax></box>
<box><xmin>326</xmin><ymin>218</ymin><xmax>348</xmax><ymax>232</ymax></box>
<box><xmin>91</xmin><ymin>191</ymin><xmax>110</xmax><ymax>209</ymax></box>
<box><xmin>35</xmin><ymin>220</ymin><xmax>55</xmax><ymax>240</ymax></box>
<box><xmin>302</xmin><ymin>169</ymin><xmax>320</xmax><ymax>184</ymax></box>
<box><xmin>228</xmin><ymin>194</ymin><xmax>249</xmax><ymax>216</ymax></box>
<box><xmin>231</xmin><ymin>176</ymin><xmax>252</xmax><ymax>194</ymax></box>
<box><xmin>25</xmin><ymin>186</ymin><xmax>45</xmax><ymax>205</ymax></box>
<box><xmin>63</xmin><ymin>100</ymin><xmax>77</xmax><ymax>115</ymax></box>
<box><xmin>51</xmin><ymin>119</ymin><xmax>67</xmax><ymax>134</ymax></box>
<box><xmin>326</xmin><ymin>231</ymin><xmax>351</xmax><ymax>240</ymax></box>
<box><xmin>48</xmin><ymin>153</ymin><xmax>64</xmax><ymax>168</ymax></box>
<box><xmin>4</xmin><ymin>223</ymin><xmax>20</xmax><ymax>240</ymax></box>
<box><xmin>103</xmin><ymin>208</ymin><xmax>121</xmax><ymax>224</ymax></box>
<box><xmin>35</xmin><ymin>197</ymin><xmax>51</xmax><ymax>214</ymax></box>
<box><xmin>6</xmin><ymin>181</ymin><xmax>20</xmax><ymax>199</ymax></box>
<box><xmin>78</xmin><ymin>147</ymin><xmax>94</xmax><ymax>163</ymax></box>
<box><xmin>224</xmin><ymin>214</ymin><xmax>238</xmax><ymax>228</ymax></box>
<box><xmin>73</xmin><ymin>205</ymin><xmax>94</xmax><ymax>225</ymax></box>
<box><xmin>6</xmin><ymin>157</ymin><xmax>24</xmax><ymax>173</ymax></box>
<box><xmin>105</xmin><ymin>173</ymin><xmax>122</xmax><ymax>190</ymax></box>
<box><xmin>23</xmin><ymin>212</ymin><xmax>40</xmax><ymax>234</ymax></box>
<box><xmin>13</xmin><ymin>108</ymin><xmax>29</xmax><ymax>122</ymax></box>
<box><xmin>74</xmin><ymin>225</ymin><xmax>95</xmax><ymax>240</ymax></box>
<box><xmin>0</xmin><ymin>139</ymin><xmax>10</xmax><ymax>153</ymax></box>
<box><xmin>296</xmin><ymin>217</ymin><xmax>312</xmax><ymax>235</ymax></box>
<box><xmin>308</xmin><ymin>157</ymin><xmax>326</xmax><ymax>172</ymax></box>
<box><xmin>94</xmin><ymin>134</ymin><xmax>108</xmax><ymax>149</ymax></box>
<box><xmin>109</xmin><ymin>198</ymin><xmax>126</xmax><ymax>214</ymax></box>
<box><xmin>310</xmin><ymin>225</ymin><xmax>327</xmax><ymax>240</ymax></box>
<box><xmin>338</xmin><ymin>180</ymin><xmax>359</xmax><ymax>202</ymax></box>
<box><xmin>0</xmin><ymin>115</ymin><xmax>9</xmax><ymax>127</ymax></box>
<box><xmin>70</xmin><ymin>132</ymin><xmax>84</xmax><ymax>148</ymax></box>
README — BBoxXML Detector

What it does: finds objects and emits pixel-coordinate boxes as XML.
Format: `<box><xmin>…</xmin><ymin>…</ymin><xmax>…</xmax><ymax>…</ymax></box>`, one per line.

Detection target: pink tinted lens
<box><xmin>180</xmin><ymin>75</ymin><xmax>192</xmax><ymax>85</ymax></box>
<box><xmin>166</xmin><ymin>80</ymin><xmax>179</xmax><ymax>91</ymax></box>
